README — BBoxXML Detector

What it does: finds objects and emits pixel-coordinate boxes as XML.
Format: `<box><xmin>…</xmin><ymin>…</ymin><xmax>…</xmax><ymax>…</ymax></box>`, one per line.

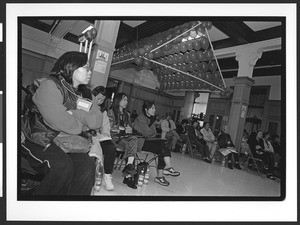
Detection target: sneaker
<box><xmin>122</xmin><ymin>163</ymin><xmax>137</xmax><ymax>176</ymax></box>
<box><xmin>154</xmin><ymin>176</ymin><xmax>170</xmax><ymax>186</ymax></box>
<box><xmin>234</xmin><ymin>163</ymin><xmax>242</xmax><ymax>170</ymax></box>
<box><xmin>103</xmin><ymin>174</ymin><xmax>114</xmax><ymax>191</ymax></box>
<box><xmin>228</xmin><ymin>162</ymin><xmax>233</xmax><ymax>170</ymax></box>
<box><xmin>163</xmin><ymin>167</ymin><xmax>180</xmax><ymax>177</ymax></box>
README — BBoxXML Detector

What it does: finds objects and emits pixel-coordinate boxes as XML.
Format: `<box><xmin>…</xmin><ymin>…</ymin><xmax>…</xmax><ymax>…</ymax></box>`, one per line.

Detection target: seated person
<box><xmin>133</xmin><ymin>100</ymin><xmax>180</xmax><ymax>186</ymax></box>
<box><xmin>271</xmin><ymin>134</ymin><xmax>281</xmax><ymax>168</ymax></box>
<box><xmin>247</xmin><ymin>130</ymin><xmax>275</xmax><ymax>179</ymax></box>
<box><xmin>107</xmin><ymin>92</ymin><xmax>139</xmax><ymax>189</ymax></box>
<box><xmin>92</xmin><ymin>86</ymin><xmax>117</xmax><ymax>191</ymax></box>
<box><xmin>177</xmin><ymin>119</ymin><xmax>189</xmax><ymax>143</ymax></box>
<box><xmin>154</xmin><ymin>114</ymin><xmax>162</xmax><ymax>134</ymax></box>
<box><xmin>130</xmin><ymin>109</ymin><xmax>138</xmax><ymax>123</ymax></box>
<box><xmin>187</xmin><ymin>119</ymin><xmax>211</xmax><ymax>163</ymax></box>
<box><xmin>22</xmin><ymin>51</ymin><xmax>100</xmax><ymax>195</ymax></box>
<box><xmin>161</xmin><ymin>112</ymin><xmax>180</xmax><ymax>151</ymax></box>
<box><xmin>262</xmin><ymin>131</ymin><xmax>275</xmax><ymax>175</ymax></box>
<box><xmin>200</xmin><ymin>122</ymin><xmax>218</xmax><ymax>159</ymax></box>
<box><xmin>217</xmin><ymin>125</ymin><xmax>241</xmax><ymax>170</ymax></box>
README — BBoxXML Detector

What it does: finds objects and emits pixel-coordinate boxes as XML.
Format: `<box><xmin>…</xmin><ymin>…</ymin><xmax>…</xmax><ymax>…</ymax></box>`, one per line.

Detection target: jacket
<box><xmin>33</xmin><ymin>78</ymin><xmax>103</xmax><ymax>136</ymax></box>
<box><xmin>133</xmin><ymin>113</ymin><xmax>156</xmax><ymax>139</ymax></box>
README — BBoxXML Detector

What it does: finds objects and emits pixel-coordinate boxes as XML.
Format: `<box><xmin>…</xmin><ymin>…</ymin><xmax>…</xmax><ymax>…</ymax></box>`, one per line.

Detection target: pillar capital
<box><xmin>233</xmin><ymin>76</ymin><xmax>255</xmax><ymax>86</ymax></box>
<box><xmin>235</xmin><ymin>46</ymin><xmax>263</xmax><ymax>78</ymax></box>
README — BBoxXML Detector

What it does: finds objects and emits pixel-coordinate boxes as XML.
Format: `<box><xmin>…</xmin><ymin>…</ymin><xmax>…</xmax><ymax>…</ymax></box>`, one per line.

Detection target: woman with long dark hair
<box><xmin>107</xmin><ymin>92</ymin><xmax>139</xmax><ymax>189</ymax></box>
<box><xmin>133</xmin><ymin>100</ymin><xmax>180</xmax><ymax>186</ymax></box>
<box><xmin>22</xmin><ymin>51</ymin><xmax>102</xmax><ymax>195</ymax></box>
<box><xmin>92</xmin><ymin>86</ymin><xmax>116</xmax><ymax>191</ymax></box>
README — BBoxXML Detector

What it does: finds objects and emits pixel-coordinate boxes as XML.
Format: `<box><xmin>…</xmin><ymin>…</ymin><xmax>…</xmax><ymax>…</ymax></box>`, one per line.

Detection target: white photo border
<box><xmin>6</xmin><ymin>3</ymin><xmax>297</xmax><ymax>222</ymax></box>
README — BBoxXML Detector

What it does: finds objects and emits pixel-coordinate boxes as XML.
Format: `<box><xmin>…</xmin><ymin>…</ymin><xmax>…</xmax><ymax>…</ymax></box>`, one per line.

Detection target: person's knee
<box><xmin>80</xmin><ymin>156</ymin><xmax>95</xmax><ymax>179</ymax></box>
<box><xmin>50</xmin><ymin>156</ymin><xmax>74</xmax><ymax>180</ymax></box>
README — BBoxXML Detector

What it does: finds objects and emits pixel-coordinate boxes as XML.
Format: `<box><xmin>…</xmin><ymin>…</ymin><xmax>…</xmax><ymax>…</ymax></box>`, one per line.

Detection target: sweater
<box><xmin>33</xmin><ymin>79</ymin><xmax>103</xmax><ymax>135</ymax></box>
<box><xmin>133</xmin><ymin>113</ymin><xmax>157</xmax><ymax>139</ymax></box>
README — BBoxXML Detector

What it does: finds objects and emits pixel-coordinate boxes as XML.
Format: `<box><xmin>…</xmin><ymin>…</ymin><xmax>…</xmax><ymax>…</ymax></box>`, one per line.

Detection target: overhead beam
<box><xmin>213</xmin><ymin>21</ymin><xmax>255</xmax><ymax>45</ymax></box>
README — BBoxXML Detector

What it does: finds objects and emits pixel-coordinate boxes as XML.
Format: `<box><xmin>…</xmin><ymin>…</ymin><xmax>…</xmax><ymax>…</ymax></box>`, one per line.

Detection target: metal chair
<box><xmin>244</xmin><ymin>150</ymin><xmax>264</xmax><ymax>176</ymax></box>
<box><xmin>114</xmin><ymin>147</ymin><xmax>126</xmax><ymax>170</ymax></box>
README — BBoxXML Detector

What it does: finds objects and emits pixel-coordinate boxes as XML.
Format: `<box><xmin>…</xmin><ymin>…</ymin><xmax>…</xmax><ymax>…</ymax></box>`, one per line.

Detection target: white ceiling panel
<box><xmin>122</xmin><ymin>20</ymin><xmax>146</xmax><ymax>27</ymax></box>
<box><xmin>38</xmin><ymin>20</ymin><xmax>55</xmax><ymax>25</ymax></box>
<box><xmin>206</xmin><ymin>26</ymin><xmax>229</xmax><ymax>42</ymax></box>
<box><xmin>244</xmin><ymin>21</ymin><xmax>281</xmax><ymax>31</ymax></box>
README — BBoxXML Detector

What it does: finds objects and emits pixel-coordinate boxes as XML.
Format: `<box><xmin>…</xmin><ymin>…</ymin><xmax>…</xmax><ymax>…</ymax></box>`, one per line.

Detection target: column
<box><xmin>228</xmin><ymin>47</ymin><xmax>262</xmax><ymax>152</ymax></box>
<box><xmin>228</xmin><ymin>77</ymin><xmax>254</xmax><ymax>152</ymax></box>
<box><xmin>89</xmin><ymin>20</ymin><xmax>120</xmax><ymax>89</ymax></box>
<box><xmin>182</xmin><ymin>91</ymin><xmax>194</xmax><ymax>119</ymax></box>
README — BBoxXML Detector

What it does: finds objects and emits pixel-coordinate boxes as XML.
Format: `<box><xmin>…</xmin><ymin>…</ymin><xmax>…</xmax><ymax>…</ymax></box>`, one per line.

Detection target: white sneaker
<box><xmin>103</xmin><ymin>174</ymin><xmax>114</xmax><ymax>191</ymax></box>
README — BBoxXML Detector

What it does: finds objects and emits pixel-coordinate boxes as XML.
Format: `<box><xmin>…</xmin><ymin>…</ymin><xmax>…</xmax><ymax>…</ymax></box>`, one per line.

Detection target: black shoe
<box><xmin>228</xmin><ymin>162</ymin><xmax>233</xmax><ymax>170</ymax></box>
<box><xmin>122</xmin><ymin>163</ymin><xmax>137</xmax><ymax>176</ymax></box>
<box><xmin>234</xmin><ymin>163</ymin><xmax>242</xmax><ymax>170</ymax></box>
<box><xmin>203</xmin><ymin>158</ymin><xmax>211</xmax><ymax>164</ymax></box>
<box><xmin>123</xmin><ymin>177</ymin><xmax>137</xmax><ymax>189</ymax></box>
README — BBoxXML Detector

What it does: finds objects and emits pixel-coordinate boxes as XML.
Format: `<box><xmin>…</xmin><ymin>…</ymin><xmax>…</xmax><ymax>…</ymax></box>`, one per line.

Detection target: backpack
<box><xmin>21</xmin><ymin>77</ymin><xmax>68</xmax><ymax>147</ymax></box>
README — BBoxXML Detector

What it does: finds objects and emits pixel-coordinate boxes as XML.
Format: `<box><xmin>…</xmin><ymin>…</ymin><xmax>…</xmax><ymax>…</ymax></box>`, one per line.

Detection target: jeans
<box><xmin>21</xmin><ymin>140</ymin><xmax>95</xmax><ymax>195</ymax></box>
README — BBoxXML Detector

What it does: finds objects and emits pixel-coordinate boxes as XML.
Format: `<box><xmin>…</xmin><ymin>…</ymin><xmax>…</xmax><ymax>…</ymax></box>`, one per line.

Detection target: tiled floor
<box><xmin>93</xmin><ymin>151</ymin><xmax>281</xmax><ymax>197</ymax></box>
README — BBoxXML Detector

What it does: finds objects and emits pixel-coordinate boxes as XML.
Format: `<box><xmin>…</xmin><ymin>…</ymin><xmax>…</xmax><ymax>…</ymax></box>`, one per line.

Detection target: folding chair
<box><xmin>244</xmin><ymin>150</ymin><xmax>264</xmax><ymax>176</ymax></box>
<box><xmin>114</xmin><ymin>147</ymin><xmax>126</xmax><ymax>170</ymax></box>
<box><xmin>185</xmin><ymin>137</ymin><xmax>203</xmax><ymax>159</ymax></box>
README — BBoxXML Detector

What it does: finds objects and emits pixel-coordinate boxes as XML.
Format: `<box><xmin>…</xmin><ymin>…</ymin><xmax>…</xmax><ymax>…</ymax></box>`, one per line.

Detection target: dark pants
<box><xmin>21</xmin><ymin>140</ymin><xmax>95</xmax><ymax>195</ymax></box>
<box><xmin>141</xmin><ymin>139</ymin><xmax>171</xmax><ymax>170</ymax></box>
<box><xmin>99</xmin><ymin>140</ymin><xmax>116</xmax><ymax>174</ymax></box>
<box><xmin>191</xmin><ymin>140</ymin><xmax>210</xmax><ymax>158</ymax></box>
<box><xmin>250</xmin><ymin>149</ymin><xmax>274</xmax><ymax>173</ymax></box>
<box><xmin>228</xmin><ymin>152</ymin><xmax>239</xmax><ymax>163</ymax></box>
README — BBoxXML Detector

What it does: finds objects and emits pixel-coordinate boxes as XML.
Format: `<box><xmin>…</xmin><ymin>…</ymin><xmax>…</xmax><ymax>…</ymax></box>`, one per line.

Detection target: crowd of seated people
<box><xmin>21</xmin><ymin>51</ymin><xmax>279</xmax><ymax>196</ymax></box>
<box><xmin>247</xmin><ymin>130</ymin><xmax>277</xmax><ymax>179</ymax></box>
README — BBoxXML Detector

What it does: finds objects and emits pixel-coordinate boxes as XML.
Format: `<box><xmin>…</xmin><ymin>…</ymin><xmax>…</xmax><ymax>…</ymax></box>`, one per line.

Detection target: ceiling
<box><xmin>21</xmin><ymin>18</ymin><xmax>283</xmax><ymax>79</ymax></box>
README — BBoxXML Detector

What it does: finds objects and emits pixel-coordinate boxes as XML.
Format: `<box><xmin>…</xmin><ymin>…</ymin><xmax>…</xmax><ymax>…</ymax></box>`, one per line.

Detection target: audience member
<box><xmin>154</xmin><ymin>114</ymin><xmax>162</xmax><ymax>134</ymax></box>
<box><xmin>247</xmin><ymin>130</ymin><xmax>275</xmax><ymax>179</ymax></box>
<box><xmin>187</xmin><ymin>119</ymin><xmax>211</xmax><ymax>163</ymax></box>
<box><xmin>177</xmin><ymin>119</ymin><xmax>189</xmax><ymax>144</ymax></box>
<box><xmin>130</xmin><ymin>109</ymin><xmax>138</xmax><ymax>123</ymax></box>
<box><xmin>161</xmin><ymin>112</ymin><xmax>180</xmax><ymax>151</ymax></box>
<box><xmin>217</xmin><ymin>125</ymin><xmax>241</xmax><ymax>170</ymax></box>
<box><xmin>107</xmin><ymin>92</ymin><xmax>139</xmax><ymax>189</ymax></box>
<box><xmin>23</xmin><ymin>51</ymin><xmax>100</xmax><ymax>195</ymax></box>
<box><xmin>271</xmin><ymin>134</ymin><xmax>281</xmax><ymax>168</ymax></box>
<box><xmin>200</xmin><ymin>122</ymin><xmax>218</xmax><ymax>160</ymax></box>
<box><xmin>133</xmin><ymin>100</ymin><xmax>180</xmax><ymax>186</ymax></box>
<box><xmin>92</xmin><ymin>86</ymin><xmax>116</xmax><ymax>191</ymax></box>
